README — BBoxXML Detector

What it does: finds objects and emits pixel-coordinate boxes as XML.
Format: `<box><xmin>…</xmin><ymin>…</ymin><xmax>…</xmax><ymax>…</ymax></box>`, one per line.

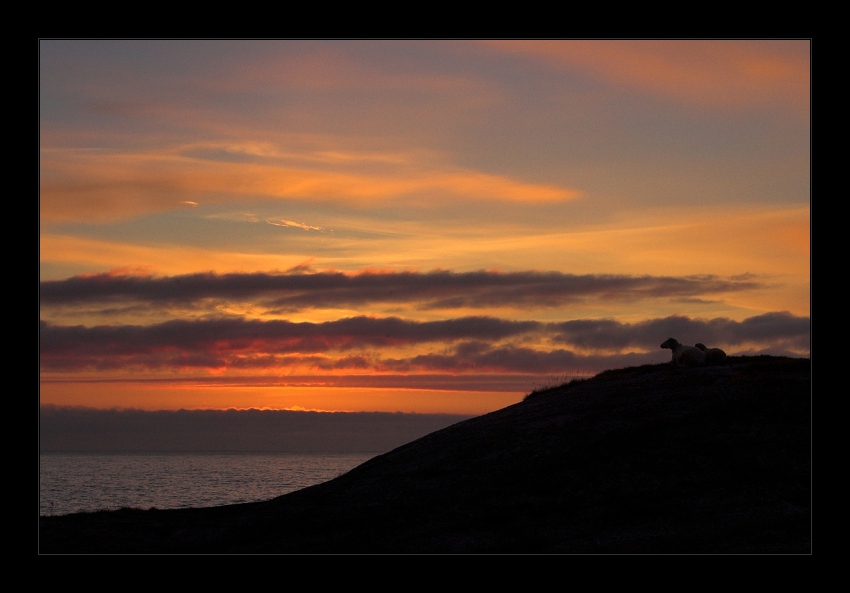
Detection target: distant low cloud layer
<box><xmin>40</xmin><ymin>406</ymin><xmax>474</xmax><ymax>453</ymax></box>
<box><xmin>40</xmin><ymin>269</ymin><xmax>762</xmax><ymax>311</ymax></box>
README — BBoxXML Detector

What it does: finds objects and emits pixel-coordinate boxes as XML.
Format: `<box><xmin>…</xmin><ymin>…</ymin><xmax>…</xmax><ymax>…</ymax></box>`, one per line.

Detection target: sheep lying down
<box><xmin>695</xmin><ymin>343</ymin><xmax>727</xmax><ymax>364</ymax></box>
<box><xmin>660</xmin><ymin>338</ymin><xmax>706</xmax><ymax>367</ymax></box>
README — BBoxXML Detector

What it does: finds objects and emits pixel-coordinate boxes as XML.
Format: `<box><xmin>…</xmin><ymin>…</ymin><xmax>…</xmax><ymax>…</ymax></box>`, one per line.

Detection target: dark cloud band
<box><xmin>41</xmin><ymin>269</ymin><xmax>763</xmax><ymax>310</ymax></box>
<box><xmin>40</xmin><ymin>312</ymin><xmax>810</xmax><ymax>374</ymax></box>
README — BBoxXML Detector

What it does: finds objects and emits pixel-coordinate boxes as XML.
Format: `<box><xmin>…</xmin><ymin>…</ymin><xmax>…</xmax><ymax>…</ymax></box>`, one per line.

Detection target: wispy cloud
<box><xmin>265</xmin><ymin>218</ymin><xmax>326</xmax><ymax>232</ymax></box>
<box><xmin>39</xmin><ymin>148</ymin><xmax>582</xmax><ymax>223</ymax></box>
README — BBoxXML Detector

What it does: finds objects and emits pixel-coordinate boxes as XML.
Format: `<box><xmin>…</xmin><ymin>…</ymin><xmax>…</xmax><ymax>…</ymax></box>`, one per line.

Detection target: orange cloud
<box><xmin>483</xmin><ymin>40</ymin><xmax>810</xmax><ymax>115</ymax></box>
<box><xmin>40</xmin><ymin>148</ymin><xmax>581</xmax><ymax>223</ymax></box>
<box><xmin>39</xmin><ymin>234</ymin><xmax>313</xmax><ymax>282</ymax></box>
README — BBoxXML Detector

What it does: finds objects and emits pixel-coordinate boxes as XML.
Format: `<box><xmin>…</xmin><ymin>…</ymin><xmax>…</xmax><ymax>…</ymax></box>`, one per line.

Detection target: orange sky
<box><xmin>40</xmin><ymin>40</ymin><xmax>810</xmax><ymax>414</ymax></box>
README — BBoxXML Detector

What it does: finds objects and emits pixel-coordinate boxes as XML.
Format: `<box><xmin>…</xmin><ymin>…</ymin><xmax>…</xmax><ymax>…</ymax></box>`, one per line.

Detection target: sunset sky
<box><xmin>39</xmin><ymin>40</ymin><xmax>810</xmax><ymax>415</ymax></box>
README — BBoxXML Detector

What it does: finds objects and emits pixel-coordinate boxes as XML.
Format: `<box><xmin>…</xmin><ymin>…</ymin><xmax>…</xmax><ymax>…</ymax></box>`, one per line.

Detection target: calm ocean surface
<box><xmin>39</xmin><ymin>452</ymin><xmax>376</xmax><ymax>517</ymax></box>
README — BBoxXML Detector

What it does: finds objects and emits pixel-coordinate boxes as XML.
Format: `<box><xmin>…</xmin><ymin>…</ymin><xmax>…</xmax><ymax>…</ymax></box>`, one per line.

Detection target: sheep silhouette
<box><xmin>695</xmin><ymin>343</ymin><xmax>727</xmax><ymax>364</ymax></box>
<box><xmin>660</xmin><ymin>338</ymin><xmax>706</xmax><ymax>367</ymax></box>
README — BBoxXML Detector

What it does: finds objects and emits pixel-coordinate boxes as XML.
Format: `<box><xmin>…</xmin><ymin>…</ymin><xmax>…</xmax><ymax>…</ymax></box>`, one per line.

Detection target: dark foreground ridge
<box><xmin>39</xmin><ymin>356</ymin><xmax>810</xmax><ymax>553</ymax></box>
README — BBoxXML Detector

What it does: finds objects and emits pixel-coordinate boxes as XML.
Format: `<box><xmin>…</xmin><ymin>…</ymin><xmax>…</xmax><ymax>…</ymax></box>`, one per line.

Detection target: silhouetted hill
<box><xmin>39</xmin><ymin>356</ymin><xmax>810</xmax><ymax>553</ymax></box>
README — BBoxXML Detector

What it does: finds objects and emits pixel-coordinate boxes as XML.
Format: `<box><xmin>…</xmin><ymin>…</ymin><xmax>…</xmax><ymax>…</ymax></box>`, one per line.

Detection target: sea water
<box><xmin>39</xmin><ymin>452</ymin><xmax>376</xmax><ymax>517</ymax></box>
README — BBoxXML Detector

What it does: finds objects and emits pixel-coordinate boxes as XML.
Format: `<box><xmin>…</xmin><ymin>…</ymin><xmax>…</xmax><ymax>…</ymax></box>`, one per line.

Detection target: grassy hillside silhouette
<box><xmin>39</xmin><ymin>355</ymin><xmax>810</xmax><ymax>553</ymax></box>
